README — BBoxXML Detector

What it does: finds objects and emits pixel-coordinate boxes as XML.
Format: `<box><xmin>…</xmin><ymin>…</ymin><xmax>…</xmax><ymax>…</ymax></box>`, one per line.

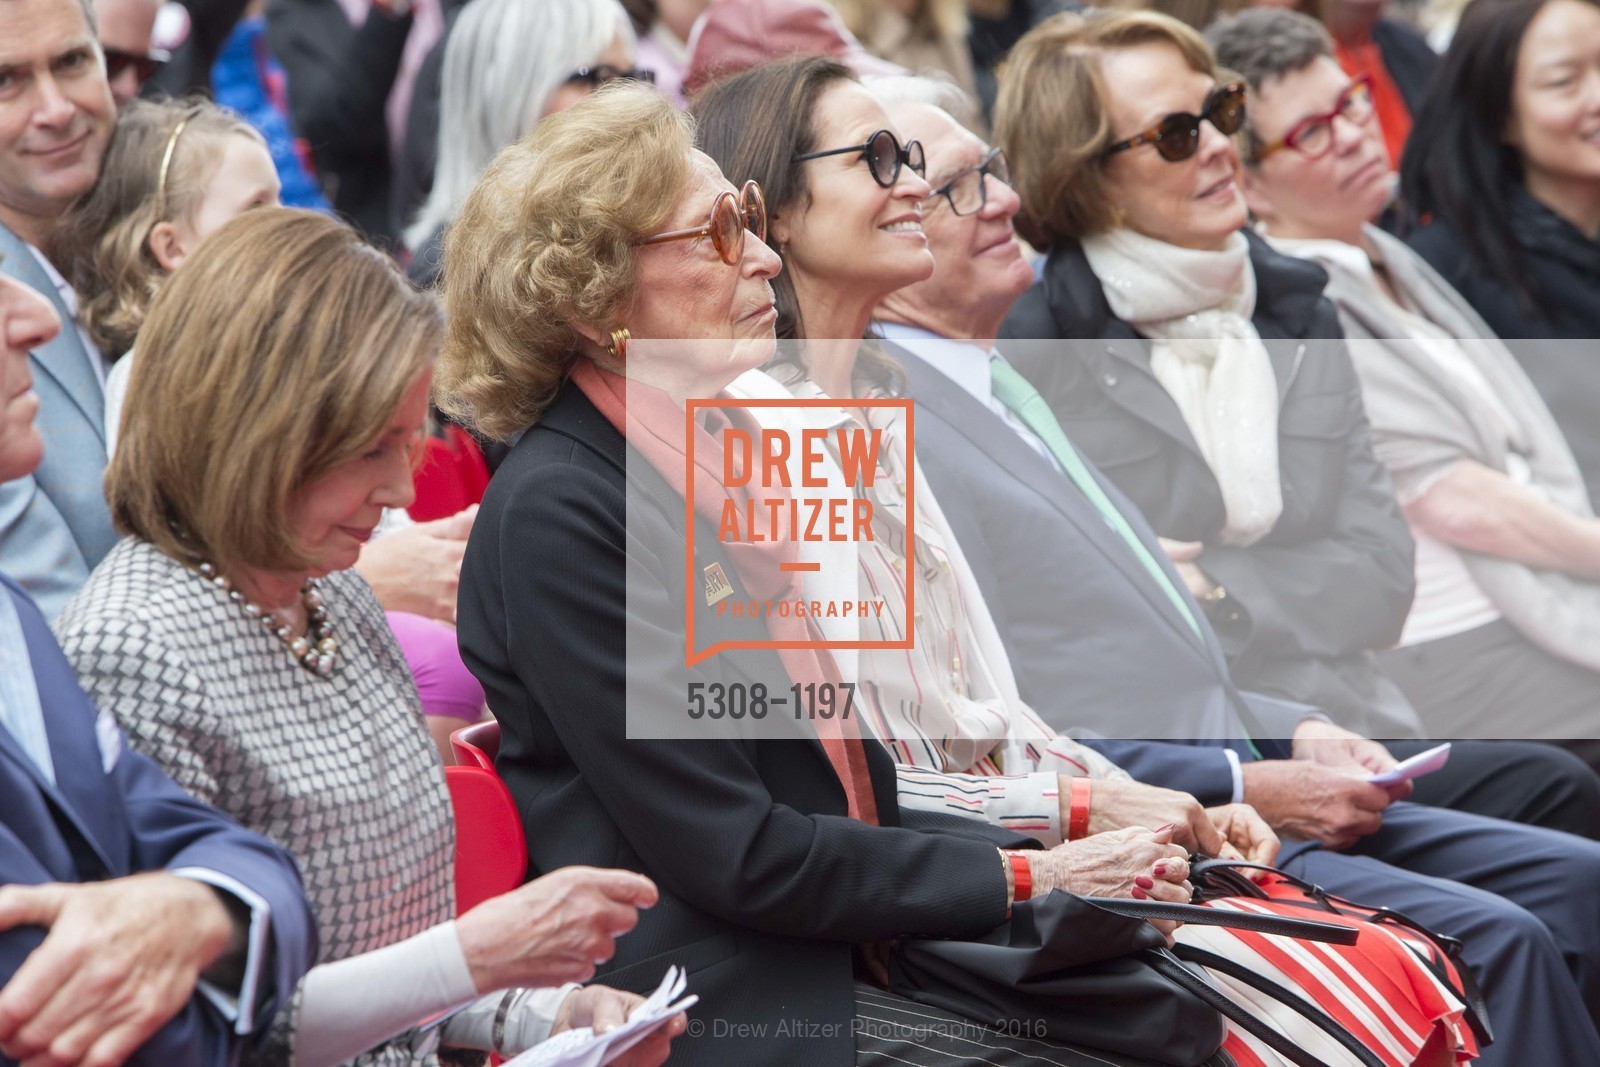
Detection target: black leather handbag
<box><xmin>889</xmin><ymin>891</ymin><xmax>1367</xmax><ymax>1067</ymax></box>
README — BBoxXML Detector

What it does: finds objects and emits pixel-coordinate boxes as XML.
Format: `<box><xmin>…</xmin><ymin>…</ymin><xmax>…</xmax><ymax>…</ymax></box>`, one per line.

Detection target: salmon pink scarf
<box><xmin>571</xmin><ymin>360</ymin><xmax>879</xmax><ymax>824</ymax></box>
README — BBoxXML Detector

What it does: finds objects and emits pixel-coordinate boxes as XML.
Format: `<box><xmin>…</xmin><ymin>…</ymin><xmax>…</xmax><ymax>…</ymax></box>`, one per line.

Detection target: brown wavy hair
<box><xmin>54</xmin><ymin>98</ymin><xmax>262</xmax><ymax>358</ymax></box>
<box><xmin>108</xmin><ymin>210</ymin><xmax>442</xmax><ymax>577</ymax></box>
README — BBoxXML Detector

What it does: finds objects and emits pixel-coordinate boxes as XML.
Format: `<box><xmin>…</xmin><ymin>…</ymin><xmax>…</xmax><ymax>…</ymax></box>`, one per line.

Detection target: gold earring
<box><xmin>608</xmin><ymin>327</ymin><xmax>630</xmax><ymax>362</ymax></box>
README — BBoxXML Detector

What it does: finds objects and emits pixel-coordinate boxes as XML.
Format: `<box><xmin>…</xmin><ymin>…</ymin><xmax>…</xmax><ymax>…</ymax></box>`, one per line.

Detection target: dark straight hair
<box><xmin>691</xmin><ymin>55</ymin><xmax>906</xmax><ymax>391</ymax></box>
<box><xmin>1399</xmin><ymin>0</ymin><xmax>1596</xmax><ymax>317</ymax></box>
<box><xmin>691</xmin><ymin>54</ymin><xmax>855</xmax><ymax>343</ymax></box>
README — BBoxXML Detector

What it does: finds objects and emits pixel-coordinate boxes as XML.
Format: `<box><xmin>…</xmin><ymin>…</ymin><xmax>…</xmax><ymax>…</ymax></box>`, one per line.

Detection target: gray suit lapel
<box><xmin>899</xmin><ymin>348</ymin><xmax>1216</xmax><ymax>662</ymax></box>
<box><xmin>0</xmin><ymin>225</ymin><xmax>106</xmax><ymax>441</ymax></box>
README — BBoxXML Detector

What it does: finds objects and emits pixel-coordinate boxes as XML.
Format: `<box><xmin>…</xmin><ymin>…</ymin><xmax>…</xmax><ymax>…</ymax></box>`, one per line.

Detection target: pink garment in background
<box><xmin>387</xmin><ymin>610</ymin><xmax>485</xmax><ymax>721</ymax></box>
<box><xmin>330</xmin><ymin>0</ymin><xmax>443</xmax><ymax>158</ymax></box>
<box><xmin>683</xmin><ymin>0</ymin><xmax>904</xmax><ymax>97</ymax></box>
<box><xmin>636</xmin><ymin>26</ymin><xmax>689</xmax><ymax>108</ymax></box>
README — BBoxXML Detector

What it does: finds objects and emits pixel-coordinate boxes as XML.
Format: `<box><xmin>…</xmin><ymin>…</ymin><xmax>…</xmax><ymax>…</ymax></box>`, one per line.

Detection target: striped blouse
<box><xmin>776</xmin><ymin>373</ymin><xmax>1129</xmax><ymax>846</ymax></box>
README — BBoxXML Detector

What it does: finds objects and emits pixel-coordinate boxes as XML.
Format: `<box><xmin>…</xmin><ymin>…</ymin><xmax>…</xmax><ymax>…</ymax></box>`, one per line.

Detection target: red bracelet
<box><xmin>1006</xmin><ymin>851</ymin><xmax>1033</xmax><ymax>904</ymax></box>
<box><xmin>1068</xmin><ymin>776</ymin><xmax>1093</xmax><ymax>841</ymax></box>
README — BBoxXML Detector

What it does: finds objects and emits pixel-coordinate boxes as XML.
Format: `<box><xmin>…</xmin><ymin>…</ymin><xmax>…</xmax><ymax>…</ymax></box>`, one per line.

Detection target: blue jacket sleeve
<box><xmin>0</xmin><ymin>574</ymin><xmax>317</xmax><ymax>1065</ymax></box>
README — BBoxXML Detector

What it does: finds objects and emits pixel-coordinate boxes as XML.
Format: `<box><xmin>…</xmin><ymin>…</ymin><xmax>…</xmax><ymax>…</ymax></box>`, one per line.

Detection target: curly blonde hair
<box><xmin>54</xmin><ymin>98</ymin><xmax>263</xmax><ymax>358</ymax></box>
<box><xmin>994</xmin><ymin>9</ymin><xmax>1219</xmax><ymax>248</ymax></box>
<box><xmin>435</xmin><ymin>83</ymin><xmax>693</xmax><ymax>441</ymax></box>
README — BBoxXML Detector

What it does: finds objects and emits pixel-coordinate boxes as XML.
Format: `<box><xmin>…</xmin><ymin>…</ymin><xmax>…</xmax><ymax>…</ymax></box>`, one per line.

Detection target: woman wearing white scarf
<box><xmin>1082</xmin><ymin>227</ymin><xmax>1284</xmax><ymax>546</ymax></box>
<box><xmin>995</xmin><ymin>10</ymin><xmax>1426</xmax><ymax>744</ymax></box>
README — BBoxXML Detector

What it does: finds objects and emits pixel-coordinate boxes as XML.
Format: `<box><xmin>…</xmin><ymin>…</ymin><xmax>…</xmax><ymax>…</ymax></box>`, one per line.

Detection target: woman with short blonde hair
<box><xmin>61</xmin><ymin>208</ymin><xmax>678</xmax><ymax>1067</ymax></box>
<box><xmin>994</xmin><ymin>9</ymin><xmax>1217</xmax><ymax>248</ymax></box>
<box><xmin>108</xmin><ymin>211</ymin><xmax>437</xmax><ymax>576</ymax></box>
<box><xmin>995</xmin><ymin>10</ymin><xmax>1600</xmax><ymax>1064</ymax></box>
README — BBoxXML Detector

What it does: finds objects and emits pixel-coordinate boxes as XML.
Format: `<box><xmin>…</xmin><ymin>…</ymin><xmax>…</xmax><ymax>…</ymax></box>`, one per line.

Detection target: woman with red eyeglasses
<box><xmin>1212</xmin><ymin>7</ymin><xmax>1600</xmax><ymax>780</ymax></box>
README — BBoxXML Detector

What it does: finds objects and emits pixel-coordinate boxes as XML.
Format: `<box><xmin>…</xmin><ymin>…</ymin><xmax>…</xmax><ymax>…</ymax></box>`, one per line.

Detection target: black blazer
<box><xmin>1408</xmin><ymin>192</ymin><xmax>1600</xmax><ymax>507</ymax></box>
<box><xmin>456</xmin><ymin>381</ymin><xmax>1027</xmax><ymax>1067</ymax></box>
<box><xmin>999</xmin><ymin>232</ymin><xmax>1421</xmax><ymax>739</ymax></box>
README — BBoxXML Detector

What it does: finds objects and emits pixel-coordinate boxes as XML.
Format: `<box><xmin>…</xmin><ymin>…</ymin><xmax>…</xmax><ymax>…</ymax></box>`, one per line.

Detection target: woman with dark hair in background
<box><xmin>1403</xmin><ymin>0</ymin><xmax>1600</xmax><ymax>502</ymax></box>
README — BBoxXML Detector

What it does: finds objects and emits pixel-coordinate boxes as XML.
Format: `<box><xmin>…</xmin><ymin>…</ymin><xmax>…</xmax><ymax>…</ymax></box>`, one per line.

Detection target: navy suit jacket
<box><xmin>0</xmin><ymin>573</ymin><xmax>316</xmax><ymax>1067</ymax></box>
<box><xmin>894</xmin><ymin>346</ymin><xmax>1314</xmax><ymax>807</ymax></box>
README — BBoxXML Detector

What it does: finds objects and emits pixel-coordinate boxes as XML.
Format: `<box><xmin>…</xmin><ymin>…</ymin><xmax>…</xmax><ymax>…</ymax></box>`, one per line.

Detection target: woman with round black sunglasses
<box><xmin>692</xmin><ymin>56</ymin><xmax>935</xmax><ymax>350</ymax></box>
<box><xmin>795</xmin><ymin>127</ymin><xmax>928</xmax><ymax>188</ymax></box>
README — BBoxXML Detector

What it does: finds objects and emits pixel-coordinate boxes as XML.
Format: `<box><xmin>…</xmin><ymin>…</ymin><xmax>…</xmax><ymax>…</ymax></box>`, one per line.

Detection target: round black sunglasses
<box><xmin>796</xmin><ymin>129</ymin><xmax>926</xmax><ymax>187</ymax></box>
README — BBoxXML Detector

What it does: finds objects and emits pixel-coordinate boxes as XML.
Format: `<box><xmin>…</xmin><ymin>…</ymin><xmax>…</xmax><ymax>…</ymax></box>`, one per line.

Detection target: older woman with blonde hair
<box><xmin>55</xmin><ymin>208</ymin><xmax>679</xmax><ymax>1067</ymax></box>
<box><xmin>439</xmin><ymin>81</ymin><xmax>1228</xmax><ymax>1067</ymax></box>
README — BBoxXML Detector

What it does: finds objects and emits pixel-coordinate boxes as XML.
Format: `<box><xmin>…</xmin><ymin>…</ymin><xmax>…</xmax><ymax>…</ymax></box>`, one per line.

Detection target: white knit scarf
<box><xmin>1082</xmin><ymin>228</ymin><xmax>1283</xmax><ymax>545</ymax></box>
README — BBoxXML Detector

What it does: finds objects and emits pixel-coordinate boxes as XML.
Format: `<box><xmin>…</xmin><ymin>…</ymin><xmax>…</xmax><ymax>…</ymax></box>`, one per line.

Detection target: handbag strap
<box><xmin>1086</xmin><ymin>897</ymin><xmax>1359</xmax><ymax>945</ymax></box>
<box><xmin>1186</xmin><ymin>859</ymin><xmax>1493</xmax><ymax>1046</ymax></box>
<box><xmin>1174</xmin><ymin>944</ymin><xmax>1389</xmax><ymax>1067</ymax></box>
<box><xmin>1145</xmin><ymin>948</ymin><xmax>1338</xmax><ymax>1067</ymax></box>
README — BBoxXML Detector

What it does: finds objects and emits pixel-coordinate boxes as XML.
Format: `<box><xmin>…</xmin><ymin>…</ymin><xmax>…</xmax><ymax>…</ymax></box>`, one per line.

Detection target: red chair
<box><xmin>444</xmin><ymin>764</ymin><xmax>528</xmax><ymax>914</ymax></box>
<box><xmin>451</xmin><ymin>719</ymin><xmax>500</xmax><ymax>771</ymax></box>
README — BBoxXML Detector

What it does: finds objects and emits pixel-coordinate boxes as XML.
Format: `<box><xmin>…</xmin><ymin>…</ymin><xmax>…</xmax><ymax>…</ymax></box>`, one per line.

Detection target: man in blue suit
<box><xmin>0</xmin><ymin>271</ymin><xmax>315</xmax><ymax>1064</ymax></box>
<box><xmin>871</xmin><ymin>83</ymin><xmax>1600</xmax><ymax>1065</ymax></box>
<box><xmin>0</xmin><ymin>0</ymin><xmax>120</xmax><ymax>619</ymax></box>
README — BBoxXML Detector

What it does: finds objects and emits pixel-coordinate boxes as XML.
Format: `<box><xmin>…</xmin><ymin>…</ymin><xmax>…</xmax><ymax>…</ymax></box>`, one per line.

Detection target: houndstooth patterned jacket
<box><xmin>56</xmin><ymin>537</ymin><xmax>456</xmax><ymax>1067</ymax></box>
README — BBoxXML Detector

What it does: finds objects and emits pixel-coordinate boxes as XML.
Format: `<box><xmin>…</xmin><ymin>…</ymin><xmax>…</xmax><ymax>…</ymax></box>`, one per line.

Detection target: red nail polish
<box><xmin>1156</xmin><ymin>823</ymin><xmax>1176</xmax><ymax>834</ymax></box>
<box><xmin>1136</xmin><ymin>876</ymin><xmax>1155</xmax><ymax>890</ymax></box>
<box><xmin>1154</xmin><ymin>864</ymin><xmax>1168</xmax><ymax>877</ymax></box>
<box><xmin>1131</xmin><ymin>886</ymin><xmax>1148</xmax><ymax>899</ymax></box>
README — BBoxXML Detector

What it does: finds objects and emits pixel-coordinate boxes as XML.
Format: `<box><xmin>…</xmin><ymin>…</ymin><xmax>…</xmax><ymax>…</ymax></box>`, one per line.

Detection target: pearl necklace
<box><xmin>194</xmin><ymin>560</ymin><xmax>340</xmax><ymax>677</ymax></box>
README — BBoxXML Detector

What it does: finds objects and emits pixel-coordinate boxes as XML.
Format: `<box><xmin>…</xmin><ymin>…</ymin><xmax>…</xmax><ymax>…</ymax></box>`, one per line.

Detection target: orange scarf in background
<box><xmin>1335</xmin><ymin>37</ymin><xmax>1413</xmax><ymax>169</ymax></box>
<box><xmin>571</xmin><ymin>360</ymin><xmax>879</xmax><ymax>825</ymax></box>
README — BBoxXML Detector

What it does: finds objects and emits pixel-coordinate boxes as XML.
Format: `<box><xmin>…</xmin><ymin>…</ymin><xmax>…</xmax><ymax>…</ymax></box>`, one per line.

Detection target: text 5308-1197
<box><xmin>686</xmin><ymin>682</ymin><xmax>855</xmax><ymax>720</ymax></box>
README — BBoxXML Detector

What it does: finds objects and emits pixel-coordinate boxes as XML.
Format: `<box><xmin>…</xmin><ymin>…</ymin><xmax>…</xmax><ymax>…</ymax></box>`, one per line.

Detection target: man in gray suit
<box><xmin>0</xmin><ymin>0</ymin><xmax>117</xmax><ymax>618</ymax></box>
<box><xmin>870</xmin><ymin>80</ymin><xmax>1600</xmax><ymax>1065</ymax></box>
<box><xmin>0</xmin><ymin>0</ymin><xmax>477</xmax><ymax>627</ymax></box>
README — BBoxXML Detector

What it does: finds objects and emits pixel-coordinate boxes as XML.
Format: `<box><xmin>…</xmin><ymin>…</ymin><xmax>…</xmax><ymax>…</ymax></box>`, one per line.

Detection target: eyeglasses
<box><xmin>1104</xmin><ymin>82</ymin><xmax>1247</xmax><ymax>163</ymax></box>
<box><xmin>926</xmin><ymin>148</ymin><xmax>1010</xmax><ymax>216</ymax></box>
<box><xmin>566</xmin><ymin>65</ymin><xmax>656</xmax><ymax>87</ymax></box>
<box><xmin>103</xmin><ymin>46</ymin><xmax>169</xmax><ymax>86</ymax></box>
<box><xmin>795</xmin><ymin>129</ymin><xmax>926</xmax><ymax>188</ymax></box>
<box><xmin>638</xmin><ymin>180</ymin><xmax>766</xmax><ymax>265</ymax></box>
<box><xmin>1253</xmin><ymin>76</ymin><xmax>1375</xmax><ymax>161</ymax></box>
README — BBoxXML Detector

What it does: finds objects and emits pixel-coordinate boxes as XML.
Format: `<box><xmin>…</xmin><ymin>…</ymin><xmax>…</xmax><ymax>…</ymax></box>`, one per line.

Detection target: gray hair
<box><xmin>1205</xmin><ymin>8</ymin><xmax>1333</xmax><ymax>95</ymax></box>
<box><xmin>404</xmin><ymin>0</ymin><xmax>634</xmax><ymax>252</ymax></box>
<box><xmin>866</xmin><ymin>72</ymin><xmax>982</xmax><ymax>134</ymax></box>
